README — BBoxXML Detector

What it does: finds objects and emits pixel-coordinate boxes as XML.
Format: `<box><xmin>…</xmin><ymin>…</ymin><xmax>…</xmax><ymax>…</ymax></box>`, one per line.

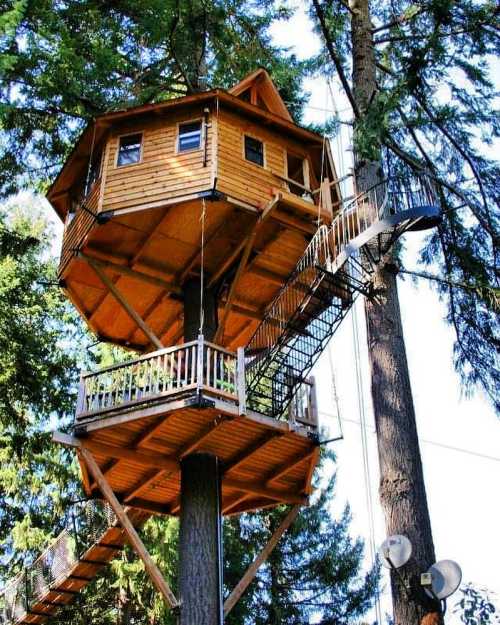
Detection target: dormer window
<box><xmin>244</xmin><ymin>135</ymin><xmax>264</xmax><ymax>167</ymax></box>
<box><xmin>117</xmin><ymin>133</ymin><xmax>142</xmax><ymax>166</ymax></box>
<box><xmin>178</xmin><ymin>121</ymin><xmax>202</xmax><ymax>152</ymax></box>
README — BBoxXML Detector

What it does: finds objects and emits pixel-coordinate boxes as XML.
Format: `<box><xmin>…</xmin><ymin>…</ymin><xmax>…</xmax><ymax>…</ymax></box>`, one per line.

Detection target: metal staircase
<box><xmin>0</xmin><ymin>502</ymin><xmax>148</xmax><ymax>625</ymax></box>
<box><xmin>245</xmin><ymin>175</ymin><xmax>441</xmax><ymax>419</ymax></box>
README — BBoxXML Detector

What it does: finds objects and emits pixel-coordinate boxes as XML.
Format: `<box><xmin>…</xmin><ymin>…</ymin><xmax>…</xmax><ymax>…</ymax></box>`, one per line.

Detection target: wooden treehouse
<box><xmin>0</xmin><ymin>68</ymin><xmax>441</xmax><ymax>625</ymax></box>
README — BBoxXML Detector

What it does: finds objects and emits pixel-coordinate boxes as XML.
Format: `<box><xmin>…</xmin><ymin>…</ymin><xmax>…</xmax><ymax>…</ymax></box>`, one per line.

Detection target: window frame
<box><xmin>176</xmin><ymin>118</ymin><xmax>204</xmax><ymax>154</ymax></box>
<box><xmin>115</xmin><ymin>131</ymin><xmax>144</xmax><ymax>168</ymax></box>
<box><xmin>243</xmin><ymin>133</ymin><xmax>265</xmax><ymax>168</ymax></box>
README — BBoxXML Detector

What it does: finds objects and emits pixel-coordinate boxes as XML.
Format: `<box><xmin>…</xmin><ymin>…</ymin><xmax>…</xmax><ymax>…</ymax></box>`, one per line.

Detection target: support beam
<box><xmin>86</xmin><ymin>257</ymin><xmax>164</xmax><ymax>349</ymax></box>
<box><xmin>223</xmin><ymin>505</ymin><xmax>301</xmax><ymax>616</ymax></box>
<box><xmin>223</xmin><ymin>478</ymin><xmax>307</xmax><ymax>505</ymax></box>
<box><xmin>214</xmin><ymin>196</ymin><xmax>279</xmax><ymax>342</ymax></box>
<box><xmin>179</xmin><ymin>453</ymin><xmax>223</xmax><ymax>625</ymax></box>
<box><xmin>79</xmin><ymin>252</ymin><xmax>181</xmax><ymax>294</ymax></box>
<box><xmin>123</xmin><ymin>417</ymin><xmax>227</xmax><ymax>502</ymax></box>
<box><xmin>78</xmin><ymin>446</ymin><xmax>179</xmax><ymax>610</ymax></box>
<box><xmin>53</xmin><ymin>432</ymin><xmax>178</xmax><ymax>472</ymax></box>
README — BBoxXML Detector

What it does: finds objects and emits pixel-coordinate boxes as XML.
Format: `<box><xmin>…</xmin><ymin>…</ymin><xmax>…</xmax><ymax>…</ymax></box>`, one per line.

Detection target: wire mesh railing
<box><xmin>0</xmin><ymin>500</ymin><xmax>115</xmax><ymax>625</ymax></box>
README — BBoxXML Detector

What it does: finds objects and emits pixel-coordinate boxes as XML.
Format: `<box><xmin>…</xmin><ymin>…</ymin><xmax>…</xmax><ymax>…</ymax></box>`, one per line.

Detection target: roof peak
<box><xmin>229</xmin><ymin>68</ymin><xmax>293</xmax><ymax>122</ymax></box>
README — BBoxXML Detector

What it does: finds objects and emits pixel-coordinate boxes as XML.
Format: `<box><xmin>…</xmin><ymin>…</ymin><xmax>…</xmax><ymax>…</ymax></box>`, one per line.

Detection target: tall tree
<box><xmin>0</xmin><ymin>195</ymin><xmax>84</xmax><ymax>578</ymax></box>
<box><xmin>310</xmin><ymin>0</ymin><xmax>498</xmax><ymax>624</ymax></box>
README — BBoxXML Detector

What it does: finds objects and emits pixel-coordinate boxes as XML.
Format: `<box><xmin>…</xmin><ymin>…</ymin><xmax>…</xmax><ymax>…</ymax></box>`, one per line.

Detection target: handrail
<box><xmin>80</xmin><ymin>340</ymin><xmax>199</xmax><ymax>378</ymax></box>
<box><xmin>77</xmin><ymin>338</ymin><xmax>239</xmax><ymax>419</ymax></box>
<box><xmin>0</xmin><ymin>500</ymin><xmax>115</xmax><ymax>625</ymax></box>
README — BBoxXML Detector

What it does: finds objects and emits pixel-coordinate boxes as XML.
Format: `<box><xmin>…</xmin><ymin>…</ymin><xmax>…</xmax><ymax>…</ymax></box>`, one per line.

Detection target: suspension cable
<box><xmin>352</xmin><ymin>301</ymin><xmax>383</xmax><ymax>624</ymax></box>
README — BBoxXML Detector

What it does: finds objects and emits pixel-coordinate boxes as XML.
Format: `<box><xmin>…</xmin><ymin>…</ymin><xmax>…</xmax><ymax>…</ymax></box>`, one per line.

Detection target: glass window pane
<box><xmin>179</xmin><ymin>122</ymin><xmax>201</xmax><ymax>152</ymax></box>
<box><xmin>117</xmin><ymin>134</ymin><xmax>142</xmax><ymax>166</ymax></box>
<box><xmin>245</xmin><ymin>136</ymin><xmax>264</xmax><ymax>166</ymax></box>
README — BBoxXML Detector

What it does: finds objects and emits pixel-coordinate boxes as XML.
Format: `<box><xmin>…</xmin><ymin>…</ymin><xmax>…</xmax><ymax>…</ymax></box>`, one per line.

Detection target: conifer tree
<box><xmin>0</xmin><ymin>196</ymin><xmax>85</xmax><ymax>578</ymax></box>
<box><xmin>309</xmin><ymin>1</ymin><xmax>498</xmax><ymax>623</ymax></box>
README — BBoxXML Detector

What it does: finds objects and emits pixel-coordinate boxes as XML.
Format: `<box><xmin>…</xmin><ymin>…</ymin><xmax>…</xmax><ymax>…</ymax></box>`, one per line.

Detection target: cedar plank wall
<box><xmin>100</xmin><ymin>107</ymin><xmax>213</xmax><ymax>214</ymax></box>
<box><xmin>216</xmin><ymin>108</ymin><xmax>312</xmax><ymax>208</ymax></box>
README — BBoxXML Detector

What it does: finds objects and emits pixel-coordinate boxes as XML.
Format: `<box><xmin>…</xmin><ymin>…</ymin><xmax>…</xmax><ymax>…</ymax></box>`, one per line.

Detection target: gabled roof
<box><xmin>229</xmin><ymin>68</ymin><xmax>293</xmax><ymax>122</ymax></box>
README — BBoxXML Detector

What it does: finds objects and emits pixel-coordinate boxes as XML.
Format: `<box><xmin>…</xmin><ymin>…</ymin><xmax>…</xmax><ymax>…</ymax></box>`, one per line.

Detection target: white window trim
<box><xmin>243</xmin><ymin>133</ymin><xmax>266</xmax><ymax>169</ymax></box>
<box><xmin>176</xmin><ymin>118</ymin><xmax>204</xmax><ymax>155</ymax></box>
<box><xmin>115</xmin><ymin>131</ymin><xmax>144</xmax><ymax>168</ymax></box>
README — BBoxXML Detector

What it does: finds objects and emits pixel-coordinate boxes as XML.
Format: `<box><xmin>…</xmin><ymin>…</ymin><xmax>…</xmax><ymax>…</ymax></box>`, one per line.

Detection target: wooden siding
<box><xmin>101</xmin><ymin>110</ymin><xmax>213</xmax><ymax>214</ymax></box>
<box><xmin>59</xmin><ymin>179</ymin><xmax>100</xmax><ymax>276</ymax></box>
<box><xmin>216</xmin><ymin>108</ymin><xmax>315</xmax><ymax>209</ymax></box>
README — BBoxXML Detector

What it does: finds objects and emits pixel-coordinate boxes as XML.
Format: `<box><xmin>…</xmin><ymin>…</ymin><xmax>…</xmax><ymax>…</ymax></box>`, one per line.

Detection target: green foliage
<box><xmin>0</xmin><ymin>0</ymin><xmax>306</xmax><ymax>197</ymax></box>
<box><xmin>310</xmin><ymin>0</ymin><xmax>500</xmax><ymax>410</ymax></box>
<box><xmin>0</xmin><ymin>194</ymin><xmax>86</xmax><ymax>576</ymax></box>
<box><xmin>224</xmin><ymin>454</ymin><xmax>379</xmax><ymax>625</ymax></box>
<box><xmin>454</xmin><ymin>583</ymin><xmax>500</xmax><ymax>625</ymax></box>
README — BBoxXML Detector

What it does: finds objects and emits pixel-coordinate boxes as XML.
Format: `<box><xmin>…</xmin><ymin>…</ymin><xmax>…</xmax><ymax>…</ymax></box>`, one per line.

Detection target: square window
<box><xmin>117</xmin><ymin>133</ymin><xmax>142</xmax><ymax>166</ymax></box>
<box><xmin>178</xmin><ymin>121</ymin><xmax>202</xmax><ymax>152</ymax></box>
<box><xmin>245</xmin><ymin>136</ymin><xmax>264</xmax><ymax>166</ymax></box>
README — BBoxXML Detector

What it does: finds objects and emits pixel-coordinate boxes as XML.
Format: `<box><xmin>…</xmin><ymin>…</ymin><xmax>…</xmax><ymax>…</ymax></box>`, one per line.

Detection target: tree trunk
<box><xmin>365</xmin><ymin>263</ymin><xmax>440</xmax><ymax>624</ymax></box>
<box><xmin>178</xmin><ymin>280</ymin><xmax>222</xmax><ymax>625</ymax></box>
<box><xmin>179</xmin><ymin>453</ymin><xmax>223</xmax><ymax>625</ymax></box>
<box><xmin>349</xmin><ymin>0</ymin><xmax>441</xmax><ymax>622</ymax></box>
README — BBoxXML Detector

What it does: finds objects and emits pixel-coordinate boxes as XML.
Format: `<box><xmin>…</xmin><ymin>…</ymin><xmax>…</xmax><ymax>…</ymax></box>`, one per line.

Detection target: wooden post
<box><xmin>237</xmin><ymin>347</ymin><xmax>246</xmax><ymax>415</ymax></box>
<box><xmin>76</xmin><ymin>445</ymin><xmax>179</xmax><ymax>610</ymax></box>
<box><xmin>223</xmin><ymin>505</ymin><xmax>301</xmax><ymax>617</ymax></box>
<box><xmin>86</xmin><ymin>257</ymin><xmax>164</xmax><ymax>350</ymax></box>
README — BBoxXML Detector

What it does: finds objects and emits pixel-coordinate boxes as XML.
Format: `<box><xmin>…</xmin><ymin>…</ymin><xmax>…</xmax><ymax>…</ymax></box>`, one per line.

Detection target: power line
<box><xmin>320</xmin><ymin>411</ymin><xmax>500</xmax><ymax>463</ymax></box>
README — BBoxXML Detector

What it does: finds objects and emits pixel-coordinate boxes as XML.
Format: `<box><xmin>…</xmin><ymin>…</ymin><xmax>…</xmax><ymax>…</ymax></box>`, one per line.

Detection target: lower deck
<box><xmin>74</xmin><ymin>393</ymin><xmax>319</xmax><ymax>518</ymax></box>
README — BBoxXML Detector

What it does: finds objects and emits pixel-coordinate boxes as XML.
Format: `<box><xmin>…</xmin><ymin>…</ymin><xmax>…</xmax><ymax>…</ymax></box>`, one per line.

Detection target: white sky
<box><xmin>270</xmin><ymin>5</ymin><xmax>500</xmax><ymax>624</ymax></box>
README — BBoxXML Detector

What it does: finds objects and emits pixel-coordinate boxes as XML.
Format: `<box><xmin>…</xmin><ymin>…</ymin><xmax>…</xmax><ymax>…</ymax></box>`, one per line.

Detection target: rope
<box><xmin>199</xmin><ymin>197</ymin><xmax>206</xmax><ymax>336</ymax></box>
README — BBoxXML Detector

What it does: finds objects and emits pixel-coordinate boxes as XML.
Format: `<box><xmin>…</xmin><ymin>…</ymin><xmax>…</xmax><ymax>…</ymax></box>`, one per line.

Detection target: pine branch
<box><xmin>371</xmin><ymin>5</ymin><xmax>428</xmax><ymax>34</ymax></box>
<box><xmin>311</xmin><ymin>0</ymin><xmax>360</xmax><ymax>118</ymax></box>
<box><xmin>399</xmin><ymin>269</ymin><xmax>499</xmax><ymax>307</ymax></box>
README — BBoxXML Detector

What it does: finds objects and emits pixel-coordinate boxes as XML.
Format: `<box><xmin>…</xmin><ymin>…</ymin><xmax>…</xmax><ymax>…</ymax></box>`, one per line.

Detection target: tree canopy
<box><xmin>310</xmin><ymin>0</ymin><xmax>499</xmax><ymax>409</ymax></box>
<box><xmin>0</xmin><ymin>0</ymin><xmax>305</xmax><ymax>196</ymax></box>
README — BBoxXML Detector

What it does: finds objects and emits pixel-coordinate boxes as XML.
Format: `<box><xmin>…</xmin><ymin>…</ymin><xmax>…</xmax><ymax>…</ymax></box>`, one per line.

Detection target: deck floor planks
<box><xmin>76</xmin><ymin>398</ymin><xmax>318</xmax><ymax>516</ymax></box>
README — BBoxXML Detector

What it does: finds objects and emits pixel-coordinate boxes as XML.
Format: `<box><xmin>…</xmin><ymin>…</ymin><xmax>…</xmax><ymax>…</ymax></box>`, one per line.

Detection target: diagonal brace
<box><xmin>53</xmin><ymin>432</ymin><xmax>179</xmax><ymax>610</ymax></box>
<box><xmin>223</xmin><ymin>504</ymin><xmax>301</xmax><ymax>617</ymax></box>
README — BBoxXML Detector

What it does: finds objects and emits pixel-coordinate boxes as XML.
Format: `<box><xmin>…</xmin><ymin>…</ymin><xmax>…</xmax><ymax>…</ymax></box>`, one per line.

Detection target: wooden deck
<box><xmin>72</xmin><ymin>338</ymin><xmax>319</xmax><ymax>518</ymax></box>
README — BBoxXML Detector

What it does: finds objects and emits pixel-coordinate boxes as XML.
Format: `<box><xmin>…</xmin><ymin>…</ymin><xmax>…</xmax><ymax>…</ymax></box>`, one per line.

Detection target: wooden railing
<box><xmin>76</xmin><ymin>337</ymin><xmax>241</xmax><ymax>419</ymax></box>
<box><xmin>59</xmin><ymin>180</ymin><xmax>101</xmax><ymax>276</ymax></box>
<box><xmin>75</xmin><ymin>337</ymin><xmax>318</xmax><ymax>429</ymax></box>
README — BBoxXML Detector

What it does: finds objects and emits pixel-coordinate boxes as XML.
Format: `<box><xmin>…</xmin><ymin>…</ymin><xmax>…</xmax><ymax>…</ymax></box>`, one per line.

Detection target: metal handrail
<box><xmin>0</xmin><ymin>501</ymin><xmax>115</xmax><ymax>625</ymax></box>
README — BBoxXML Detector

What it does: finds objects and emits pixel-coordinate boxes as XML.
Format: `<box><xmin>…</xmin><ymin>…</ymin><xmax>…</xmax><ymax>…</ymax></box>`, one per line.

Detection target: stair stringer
<box><xmin>245</xmin><ymin>197</ymin><xmax>441</xmax><ymax>419</ymax></box>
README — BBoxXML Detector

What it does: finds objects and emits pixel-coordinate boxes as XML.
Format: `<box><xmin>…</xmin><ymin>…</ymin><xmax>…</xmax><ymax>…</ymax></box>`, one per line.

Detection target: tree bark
<box><xmin>349</xmin><ymin>0</ymin><xmax>441</xmax><ymax>623</ymax></box>
<box><xmin>179</xmin><ymin>281</ymin><xmax>222</xmax><ymax>625</ymax></box>
<box><xmin>179</xmin><ymin>453</ymin><xmax>223</xmax><ymax>625</ymax></box>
